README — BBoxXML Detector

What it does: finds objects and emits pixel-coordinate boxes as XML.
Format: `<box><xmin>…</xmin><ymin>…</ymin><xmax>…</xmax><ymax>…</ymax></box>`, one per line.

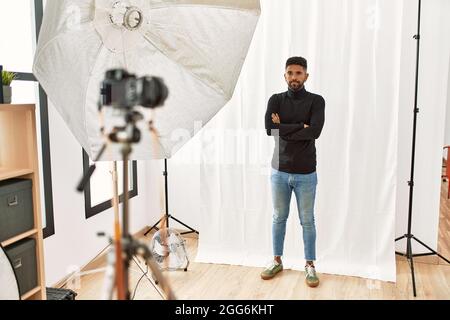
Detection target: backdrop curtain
<box><xmin>167</xmin><ymin>0</ymin><xmax>450</xmax><ymax>282</ymax></box>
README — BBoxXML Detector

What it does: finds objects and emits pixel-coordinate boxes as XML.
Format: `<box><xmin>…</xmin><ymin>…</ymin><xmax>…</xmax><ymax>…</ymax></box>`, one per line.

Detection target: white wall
<box><xmin>43</xmin><ymin>101</ymin><xmax>162</xmax><ymax>286</ymax></box>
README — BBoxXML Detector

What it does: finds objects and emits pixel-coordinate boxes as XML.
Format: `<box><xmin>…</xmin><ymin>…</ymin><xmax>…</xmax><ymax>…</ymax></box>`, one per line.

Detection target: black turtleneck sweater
<box><xmin>265</xmin><ymin>87</ymin><xmax>325</xmax><ymax>174</ymax></box>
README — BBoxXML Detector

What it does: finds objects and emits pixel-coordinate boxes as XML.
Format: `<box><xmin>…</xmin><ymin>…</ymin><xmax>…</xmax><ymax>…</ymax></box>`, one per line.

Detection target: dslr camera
<box><xmin>101</xmin><ymin>69</ymin><xmax>168</xmax><ymax>109</ymax></box>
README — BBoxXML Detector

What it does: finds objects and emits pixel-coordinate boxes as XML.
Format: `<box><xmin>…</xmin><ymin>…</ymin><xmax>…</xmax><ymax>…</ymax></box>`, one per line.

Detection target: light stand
<box><xmin>144</xmin><ymin>159</ymin><xmax>199</xmax><ymax>237</ymax></box>
<box><xmin>395</xmin><ymin>0</ymin><xmax>450</xmax><ymax>297</ymax></box>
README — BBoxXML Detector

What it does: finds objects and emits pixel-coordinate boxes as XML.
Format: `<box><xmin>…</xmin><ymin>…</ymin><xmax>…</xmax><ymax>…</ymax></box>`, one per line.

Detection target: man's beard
<box><xmin>289</xmin><ymin>81</ymin><xmax>303</xmax><ymax>91</ymax></box>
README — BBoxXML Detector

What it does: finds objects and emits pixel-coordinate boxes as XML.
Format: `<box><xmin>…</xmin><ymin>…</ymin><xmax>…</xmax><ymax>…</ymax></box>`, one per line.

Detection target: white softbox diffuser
<box><xmin>33</xmin><ymin>0</ymin><xmax>260</xmax><ymax>160</ymax></box>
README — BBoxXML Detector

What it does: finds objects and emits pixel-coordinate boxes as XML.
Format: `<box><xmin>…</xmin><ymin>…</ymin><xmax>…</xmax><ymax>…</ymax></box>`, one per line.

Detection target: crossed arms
<box><xmin>265</xmin><ymin>94</ymin><xmax>325</xmax><ymax>141</ymax></box>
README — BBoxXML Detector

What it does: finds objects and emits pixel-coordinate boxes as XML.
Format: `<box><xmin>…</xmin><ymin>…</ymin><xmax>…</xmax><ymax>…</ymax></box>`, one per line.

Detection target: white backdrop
<box><xmin>166</xmin><ymin>0</ymin><xmax>450</xmax><ymax>283</ymax></box>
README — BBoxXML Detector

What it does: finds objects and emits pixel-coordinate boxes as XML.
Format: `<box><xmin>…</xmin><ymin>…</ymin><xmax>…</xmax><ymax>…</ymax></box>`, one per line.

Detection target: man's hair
<box><xmin>286</xmin><ymin>56</ymin><xmax>308</xmax><ymax>70</ymax></box>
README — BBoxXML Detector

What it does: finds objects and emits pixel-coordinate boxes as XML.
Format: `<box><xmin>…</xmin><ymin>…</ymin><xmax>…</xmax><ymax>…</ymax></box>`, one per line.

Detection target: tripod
<box><xmin>78</xmin><ymin>109</ymin><xmax>175</xmax><ymax>300</ymax></box>
<box><xmin>144</xmin><ymin>159</ymin><xmax>199</xmax><ymax>237</ymax></box>
<box><xmin>395</xmin><ymin>0</ymin><xmax>450</xmax><ymax>297</ymax></box>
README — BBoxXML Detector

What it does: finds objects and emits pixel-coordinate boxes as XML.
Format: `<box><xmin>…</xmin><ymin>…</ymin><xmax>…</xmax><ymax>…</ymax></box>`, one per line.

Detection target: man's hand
<box><xmin>272</xmin><ymin>113</ymin><xmax>281</xmax><ymax>124</ymax></box>
<box><xmin>272</xmin><ymin>113</ymin><xmax>310</xmax><ymax>128</ymax></box>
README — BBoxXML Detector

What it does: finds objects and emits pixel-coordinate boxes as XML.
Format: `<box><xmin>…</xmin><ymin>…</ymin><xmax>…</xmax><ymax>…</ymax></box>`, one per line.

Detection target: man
<box><xmin>262</xmin><ymin>57</ymin><xmax>325</xmax><ymax>288</ymax></box>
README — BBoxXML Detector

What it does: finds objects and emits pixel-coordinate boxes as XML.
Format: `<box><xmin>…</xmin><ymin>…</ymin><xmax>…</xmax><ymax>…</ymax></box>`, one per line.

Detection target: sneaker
<box><xmin>305</xmin><ymin>265</ymin><xmax>320</xmax><ymax>288</ymax></box>
<box><xmin>260</xmin><ymin>261</ymin><xmax>283</xmax><ymax>280</ymax></box>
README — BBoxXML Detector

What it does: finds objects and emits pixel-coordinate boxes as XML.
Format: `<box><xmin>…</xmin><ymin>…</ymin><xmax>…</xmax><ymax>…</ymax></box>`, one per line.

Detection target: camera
<box><xmin>101</xmin><ymin>69</ymin><xmax>168</xmax><ymax>109</ymax></box>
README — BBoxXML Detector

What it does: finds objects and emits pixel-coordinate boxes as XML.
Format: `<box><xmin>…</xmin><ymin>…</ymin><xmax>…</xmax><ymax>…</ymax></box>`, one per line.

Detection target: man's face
<box><xmin>285</xmin><ymin>64</ymin><xmax>309</xmax><ymax>91</ymax></box>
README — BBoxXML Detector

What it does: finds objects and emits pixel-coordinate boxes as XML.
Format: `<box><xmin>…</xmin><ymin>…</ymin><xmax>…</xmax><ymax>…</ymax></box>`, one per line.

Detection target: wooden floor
<box><xmin>65</xmin><ymin>179</ymin><xmax>450</xmax><ymax>300</ymax></box>
<box><xmin>438</xmin><ymin>173</ymin><xmax>450</xmax><ymax>262</ymax></box>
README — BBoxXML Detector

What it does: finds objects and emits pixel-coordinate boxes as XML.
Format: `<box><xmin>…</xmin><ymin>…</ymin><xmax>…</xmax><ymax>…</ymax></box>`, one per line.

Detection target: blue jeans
<box><xmin>271</xmin><ymin>169</ymin><xmax>318</xmax><ymax>261</ymax></box>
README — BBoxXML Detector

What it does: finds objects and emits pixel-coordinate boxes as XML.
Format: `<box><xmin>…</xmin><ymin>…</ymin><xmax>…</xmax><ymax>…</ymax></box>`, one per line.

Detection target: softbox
<box><xmin>33</xmin><ymin>0</ymin><xmax>260</xmax><ymax>160</ymax></box>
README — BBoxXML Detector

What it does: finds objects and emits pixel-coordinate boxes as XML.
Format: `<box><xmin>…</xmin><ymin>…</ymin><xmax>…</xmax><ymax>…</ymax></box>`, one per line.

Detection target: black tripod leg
<box><xmin>406</xmin><ymin>237</ymin><xmax>418</xmax><ymax>297</ymax></box>
<box><xmin>395</xmin><ymin>235</ymin><xmax>408</xmax><ymax>256</ymax></box>
<box><xmin>144</xmin><ymin>218</ymin><xmax>164</xmax><ymax>236</ymax></box>
<box><xmin>412</xmin><ymin>236</ymin><xmax>450</xmax><ymax>264</ymax></box>
<box><xmin>170</xmin><ymin>215</ymin><xmax>199</xmax><ymax>235</ymax></box>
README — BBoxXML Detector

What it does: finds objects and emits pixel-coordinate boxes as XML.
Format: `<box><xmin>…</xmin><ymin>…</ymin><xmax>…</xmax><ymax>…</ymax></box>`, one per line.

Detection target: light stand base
<box><xmin>145</xmin><ymin>215</ymin><xmax>199</xmax><ymax>237</ymax></box>
<box><xmin>145</xmin><ymin>159</ymin><xmax>199</xmax><ymax>238</ymax></box>
<box><xmin>395</xmin><ymin>235</ymin><xmax>450</xmax><ymax>297</ymax></box>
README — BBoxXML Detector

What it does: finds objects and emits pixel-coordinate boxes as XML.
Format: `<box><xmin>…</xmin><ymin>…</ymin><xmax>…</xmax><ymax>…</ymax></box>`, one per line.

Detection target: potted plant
<box><xmin>2</xmin><ymin>70</ymin><xmax>16</xmax><ymax>104</ymax></box>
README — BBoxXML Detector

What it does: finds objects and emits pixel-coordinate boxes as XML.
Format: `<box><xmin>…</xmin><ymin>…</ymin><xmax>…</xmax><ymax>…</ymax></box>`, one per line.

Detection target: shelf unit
<box><xmin>0</xmin><ymin>104</ymin><xmax>46</xmax><ymax>300</ymax></box>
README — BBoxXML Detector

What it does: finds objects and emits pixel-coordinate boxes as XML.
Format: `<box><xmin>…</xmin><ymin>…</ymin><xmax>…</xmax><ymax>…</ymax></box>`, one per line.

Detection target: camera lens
<box><xmin>140</xmin><ymin>76</ymin><xmax>169</xmax><ymax>109</ymax></box>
